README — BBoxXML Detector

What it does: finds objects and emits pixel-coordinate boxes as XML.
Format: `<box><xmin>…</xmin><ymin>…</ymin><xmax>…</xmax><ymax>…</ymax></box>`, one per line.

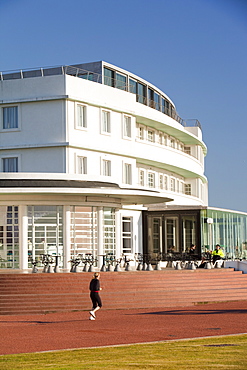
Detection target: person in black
<box><xmin>89</xmin><ymin>272</ymin><xmax>102</xmax><ymax>320</ymax></box>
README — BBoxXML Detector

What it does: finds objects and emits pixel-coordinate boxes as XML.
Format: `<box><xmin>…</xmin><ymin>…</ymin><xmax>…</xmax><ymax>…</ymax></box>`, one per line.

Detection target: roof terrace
<box><xmin>0</xmin><ymin>64</ymin><xmax>201</xmax><ymax>129</ymax></box>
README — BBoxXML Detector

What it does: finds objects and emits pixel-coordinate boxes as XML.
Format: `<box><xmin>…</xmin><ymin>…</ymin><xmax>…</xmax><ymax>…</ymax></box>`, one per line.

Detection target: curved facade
<box><xmin>0</xmin><ymin>61</ymin><xmax>208</xmax><ymax>269</ymax></box>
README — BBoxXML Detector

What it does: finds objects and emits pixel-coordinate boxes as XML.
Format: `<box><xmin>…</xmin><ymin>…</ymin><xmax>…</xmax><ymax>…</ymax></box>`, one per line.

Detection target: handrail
<box><xmin>0</xmin><ymin>65</ymin><xmax>201</xmax><ymax>129</ymax></box>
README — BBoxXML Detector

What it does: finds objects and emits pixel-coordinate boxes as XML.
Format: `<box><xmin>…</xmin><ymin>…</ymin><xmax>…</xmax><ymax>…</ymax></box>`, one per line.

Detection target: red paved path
<box><xmin>1</xmin><ymin>300</ymin><xmax>247</xmax><ymax>355</ymax></box>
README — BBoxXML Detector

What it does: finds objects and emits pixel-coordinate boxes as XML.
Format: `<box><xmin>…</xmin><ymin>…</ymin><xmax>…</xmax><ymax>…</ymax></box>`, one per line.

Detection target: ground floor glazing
<box><xmin>1</xmin><ymin>205</ymin><xmax>247</xmax><ymax>269</ymax></box>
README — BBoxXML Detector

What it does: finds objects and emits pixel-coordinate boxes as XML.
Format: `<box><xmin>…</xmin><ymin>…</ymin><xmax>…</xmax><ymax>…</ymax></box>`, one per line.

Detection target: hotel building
<box><xmin>0</xmin><ymin>61</ymin><xmax>245</xmax><ymax>269</ymax></box>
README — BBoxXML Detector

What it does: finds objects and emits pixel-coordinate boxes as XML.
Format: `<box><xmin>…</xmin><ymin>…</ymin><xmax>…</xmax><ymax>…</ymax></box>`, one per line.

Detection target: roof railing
<box><xmin>0</xmin><ymin>65</ymin><xmax>201</xmax><ymax>129</ymax></box>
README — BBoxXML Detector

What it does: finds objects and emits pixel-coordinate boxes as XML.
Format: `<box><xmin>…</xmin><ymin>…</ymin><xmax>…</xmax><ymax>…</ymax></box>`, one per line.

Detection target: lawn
<box><xmin>1</xmin><ymin>335</ymin><xmax>247</xmax><ymax>369</ymax></box>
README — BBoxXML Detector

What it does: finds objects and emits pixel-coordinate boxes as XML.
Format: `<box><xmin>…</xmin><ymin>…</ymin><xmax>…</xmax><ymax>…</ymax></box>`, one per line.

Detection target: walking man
<box><xmin>89</xmin><ymin>272</ymin><xmax>102</xmax><ymax>320</ymax></box>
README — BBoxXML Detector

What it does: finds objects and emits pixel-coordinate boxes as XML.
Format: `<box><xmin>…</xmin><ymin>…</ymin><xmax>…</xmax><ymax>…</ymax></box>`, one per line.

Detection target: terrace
<box><xmin>0</xmin><ymin>64</ymin><xmax>201</xmax><ymax>129</ymax></box>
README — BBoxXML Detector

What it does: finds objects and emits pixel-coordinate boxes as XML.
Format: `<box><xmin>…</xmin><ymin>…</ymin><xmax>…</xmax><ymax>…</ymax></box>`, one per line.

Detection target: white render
<box><xmin>0</xmin><ymin>62</ymin><xmax>208</xmax><ymax>270</ymax></box>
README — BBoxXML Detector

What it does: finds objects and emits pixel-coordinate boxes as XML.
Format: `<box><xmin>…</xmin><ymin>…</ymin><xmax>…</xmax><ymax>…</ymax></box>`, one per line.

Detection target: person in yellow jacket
<box><xmin>212</xmin><ymin>244</ymin><xmax>224</xmax><ymax>264</ymax></box>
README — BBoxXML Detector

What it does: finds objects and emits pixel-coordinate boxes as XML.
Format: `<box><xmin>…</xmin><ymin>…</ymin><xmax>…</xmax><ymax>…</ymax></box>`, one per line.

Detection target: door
<box><xmin>147</xmin><ymin>216</ymin><xmax>162</xmax><ymax>258</ymax></box>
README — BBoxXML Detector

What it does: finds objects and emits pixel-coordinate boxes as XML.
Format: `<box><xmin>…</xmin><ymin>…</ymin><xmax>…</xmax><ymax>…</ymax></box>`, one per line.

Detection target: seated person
<box><xmin>212</xmin><ymin>244</ymin><xmax>224</xmax><ymax>264</ymax></box>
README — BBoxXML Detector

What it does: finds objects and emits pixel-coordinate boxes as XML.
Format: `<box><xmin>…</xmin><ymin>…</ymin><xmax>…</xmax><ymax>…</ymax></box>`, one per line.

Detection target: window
<box><xmin>147</xmin><ymin>130</ymin><xmax>155</xmax><ymax>143</ymax></box>
<box><xmin>77</xmin><ymin>105</ymin><xmax>86</xmax><ymax>128</ymax></box>
<box><xmin>104</xmin><ymin>67</ymin><xmax>114</xmax><ymax>87</ymax></box>
<box><xmin>122</xmin><ymin>217</ymin><xmax>132</xmax><ymax>253</ymax></box>
<box><xmin>161</xmin><ymin>98</ymin><xmax>171</xmax><ymax>116</ymax></box>
<box><xmin>102</xmin><ymin>159</ymin><xmax>111</xmax><ymax>176</ymax></box>
<box><xmin>2</xmin><ymin>157</ymin><xmax>18</xmax><ymax>172</ymax></box>
<box><xmin>138</xmin><ymin>126</ymin><xmax>144</xmax><ymax>140</ymax></box>
<box><xmin>103</xmin><ymin>207</ymin><xmax>115</xmax><ymax>255</ymax></box>
<box><xmin>170</xmin><ymin>138</ymin><xmax>175</xmax><ymax>148</ymax></box>
<box><xmin>116</xmin><ymin>73</ymin><xmax>127</xmax><ymax>91</ymax></box>
<box><xmin>139</xmin><ymin>170</ymin><xmax>144</xmax><ymax>186</ymax></box>
<box><xmin>129</xmin><ymin>78</ymin><xmax>137</xmax><ymax>94</ymax></box>
<box><xmin>123</xmin><ymin>116</ymin><xmax>131</xmax><ymax>138</ymax></box>
<box><xmin>185</xmin><ymin>184</ymin><xmax>192</xmax><ymax>195</ymax></box>
<box><xmin>159</xmin><ymin>133</ymin><xmax>163</xmax><ymax>145</ymax></box>
<box><xmin>159</xmin><ymin>174</ymin><xmax>163</xmax><ymax>189</ymax></box>
<box><xmin>3</xmin><ymin>106</ymin><xmax>18</xmax><ymax>129</ymax></box>
<box><xmin>154</xmin><ymin>92</ymin><xmax>160</xmax><ymax>111</ymax></box>
<box><xmin>171</xmin><ymin>178</ymin><xmax>175</xmax><ymax>192</ymax></box>
<box><xmin>164</xmin><ymin>175</ymin><xmax>168</xmax><ymax>190</ymax></box>
<box><xmin>78</xmin><ymin>156</ymin><xmax>87</xmax><ymax>174</ymax></box>
<box><xmin>184</xmin><ymin>146</ymin><xmax>191</xmax><ymax>155</ymax></box>
<box><xmin>137</xmin><ymin>82</ymin><xmax>146</xmax><ymax>104</ymax></box>
<box><xmin>102</xmin><ymin>110</ymin><xmax>110</xmax><ymax>133</ymax></box>
<box><xmin>123</xmin><ymin>163</ymin><xmax>132</xmax><ymax>185</ymax></box>
<box><xmin>148</xmin><ymin>172</ymin><xmax>155</xmax><ymax>188</ymax></box>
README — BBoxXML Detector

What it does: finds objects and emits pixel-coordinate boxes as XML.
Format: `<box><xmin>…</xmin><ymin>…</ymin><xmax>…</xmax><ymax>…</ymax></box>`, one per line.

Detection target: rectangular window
<box><xmin>3</xmin><ymin>106</ymin><xmax>18</xmax><ymax>129</ymax></box>
<box><xmin>147</xmin><ymin>130</ymin><xmax>154</xmax><ymax>142</ymax></box>
<box><xmin>137</xmin><ymin>82</ymin><xmax>146</xmax><ymax>104</ymax></box>
<box><xmin>164</xmin><ymin>175</ymin><xmax>168</xmax><ymax>190</ymax></box>
<box><xmin>138</xmin><ymin>126</ymin><xmax>144</xmax><ymax>140</ymax></box>
<box><xmin>0</xmin><ymin>206</ymin><xmax>19</xmax><ymax>269</ymax></box>
<box><xmin>102</xmin><ymin>159</ymin><xmax>111</xmax><ymax>176</ymax></box>
<box><xmin>102</xmin><ymin>111</ymin><xmax>110</xmax><ymax>133</ymax></box>
<box><xmin>104</xmin><ymin>67</ymin><xmax>114</xmax><ymax>87</ymax></box>
<box><xmin>184</xmin><ymin>146</ymin><xmax>191</xmax><ymax>155</ymax></box>
<box><xmin>3</xmin><ymin>157</ymin><xmax>18</xmax><ymax>172</ymax></box>
<box><xmin>129</xmin><ymin>78</ymin><xmax>137</xmax><ymax>94</ymax></box>
<box><xmin>159</xmin><ymin>133</ymin><xmax>163</xmax><ymax>145</ymax></box>
<box><xmin>161</xmin><ymin>98</ymin><xmax>171</xmax><ymax>115</ymax></box>
<box><xmin>154</xmin><ymin>92</ymin><xmax>160</xmax><ymax>111</ymax></box>
<box><xmin>185</xmin><ymin>184</ymin><xmax>192</xmax><ymax>195</ymax></box>
<box><xmin>116</xmin><ymin>73</ymin><xmax>127</xmax><ymax>91</ymax></box>
<box><xmin>171</xmin><ymin>178</ymin><xmax>175</xmax><ymax>192</ymax></box>
<box><xmin>148</xmin><ymin>172</ymin><xmax>155</xmax><ymax>188</ymax></box>
<box><xmin>70</xmin><ymin>206</ymin><xmax>98</xmax><ymax>257</ymax></box>
<box><xmin>148</xmin><ymin>88</ymin><xmax>154</xmax><ymax>108</ymax></box>
<box><xmin>77</xmin><ymin>105</ymin><xmax>86</xmax><ymax>128</ymax></box>
<box><xmin>170</xmin><ymin>138</ymin><xmax>175</xmax><ymax>148</ymax></box>
<box><xmin>123</xmin><ymin>163</ymin><xmax>132</xmax><ymax>185</ymax></box>
<box><xmin>122</xmin><ymin>217</ymin><xmax>132</xmax><ymax>254</ymax></box>
<box><xmin>78</xmin><ymin>156</ymin><xmax>87</xmax><ymax>174</ymax></box>
<box><xmin>139</xmin><ymin>170</ymin><xmax>144</xmax><ymax>186</ymax></box>
<box><xmin>103</xmin><ymin>207</ymin><xmax>115</xmax><ymax>255</ymax></box>
<box><xmin>159</xmin><ymin>174</ymin><xmax>163</xmax><ymax>189</ymax></box>
<box><xmin>123</xmin><ymin>116</ymin><xmax>131</xmax><ymax>138</ymax></box>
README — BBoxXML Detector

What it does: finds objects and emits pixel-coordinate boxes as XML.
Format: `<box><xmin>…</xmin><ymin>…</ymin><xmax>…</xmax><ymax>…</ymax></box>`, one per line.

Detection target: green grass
<box><xmin>1</xmin><ymin>335</ymin><xmax>247</xmax><ymax>370</ymax></box>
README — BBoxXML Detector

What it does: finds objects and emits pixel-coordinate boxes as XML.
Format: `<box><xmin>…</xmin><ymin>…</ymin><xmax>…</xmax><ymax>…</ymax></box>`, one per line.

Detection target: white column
<box><xmin>19</xmin><ymin>205</ymin><xmax>28</xmax><ymax>270</ymax></box>
<box><xmin>98</xmin><ymin>207</ymin><xmax>104</xmax><ymax>268</ymax></box>
<box><xmin>64</xmin><ymin>206</ymin><xmax>71</xmax><ymax>270</ymax></box>
<box><xmin>115</xmin><ymin>208</ymin><xmax>121</xmax><ymax>259</ymax></box>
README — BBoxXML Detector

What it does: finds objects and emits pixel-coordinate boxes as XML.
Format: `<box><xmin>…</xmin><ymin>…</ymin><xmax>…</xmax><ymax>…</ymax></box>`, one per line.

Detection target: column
<box><xmin>64</xmin><ymin>206</ymin><xmax>71</xmax><ymax>270</ymax></box>
<box><xmin>97</xmin><ymin>207</ymin><xmax>104</xmax><ymax>268</ymax></box>
<box><xmin>115</xmin><ymin>208</ymin><xmax>121</xmax><ymax>259</ymax></box>
<box><xmin>19</xmin><ymin>205</ymin><xmax>28</xmax><ymax>270</ymax></box>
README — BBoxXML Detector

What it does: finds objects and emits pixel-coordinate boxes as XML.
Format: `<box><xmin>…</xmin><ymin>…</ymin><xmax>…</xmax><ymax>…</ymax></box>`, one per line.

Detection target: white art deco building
<box><xmin>0</xmin><ymin>61</ymin><xmax>209</xmax><ymax>269</ymax></box>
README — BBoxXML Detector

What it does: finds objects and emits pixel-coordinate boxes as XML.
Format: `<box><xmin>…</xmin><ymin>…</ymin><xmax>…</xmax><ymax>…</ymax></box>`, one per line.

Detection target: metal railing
<box><xmin>0</xmin><ymin>64</ymin><xmax>201</xmax><ymax>129</ymax></box>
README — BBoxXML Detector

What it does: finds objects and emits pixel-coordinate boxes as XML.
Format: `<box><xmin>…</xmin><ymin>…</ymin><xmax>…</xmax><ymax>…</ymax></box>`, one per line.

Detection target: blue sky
<box><xmin>1</xmin><ymin>0</ymin><xmax>247</xmax><ymax>211</ymax></box>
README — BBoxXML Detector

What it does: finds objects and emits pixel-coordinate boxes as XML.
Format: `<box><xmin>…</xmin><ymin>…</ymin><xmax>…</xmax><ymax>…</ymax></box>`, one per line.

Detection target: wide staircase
<box><xmin>0</xmin><ymin>268</ymin><xmax>247</xmax><ymax>315</ymax></box>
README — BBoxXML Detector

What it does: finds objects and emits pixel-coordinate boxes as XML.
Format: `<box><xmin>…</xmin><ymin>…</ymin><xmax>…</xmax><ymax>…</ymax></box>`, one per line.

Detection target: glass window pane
<box><xmin>3</xmin><ymin>106</ymin><xmax>18</xmax><ymax>129</ymax></box>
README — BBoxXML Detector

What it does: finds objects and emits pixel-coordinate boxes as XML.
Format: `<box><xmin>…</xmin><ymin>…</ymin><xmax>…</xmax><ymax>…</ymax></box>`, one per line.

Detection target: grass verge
<box><xmin>0</xmin><ymin>335</ymin><xmax>247</xmax><ymax>369</ymax></box>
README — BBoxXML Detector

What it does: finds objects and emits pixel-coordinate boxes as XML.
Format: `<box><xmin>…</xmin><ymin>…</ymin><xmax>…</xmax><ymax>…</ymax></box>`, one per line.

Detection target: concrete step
<box><xmin>1</xmin><ymin>269</ymin><xmax>247</xmax><ymax>315</ymax></box>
